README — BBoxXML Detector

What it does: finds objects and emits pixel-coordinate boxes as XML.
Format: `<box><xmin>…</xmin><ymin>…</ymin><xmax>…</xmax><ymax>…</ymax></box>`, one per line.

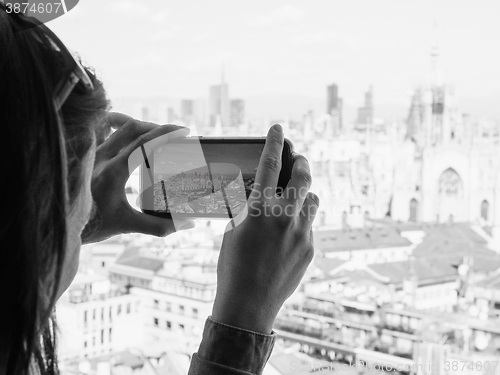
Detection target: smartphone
<box><xmin>140</xmin><ymin>137</ymin><xmax>294</xmax><ymax>218</ymax></box>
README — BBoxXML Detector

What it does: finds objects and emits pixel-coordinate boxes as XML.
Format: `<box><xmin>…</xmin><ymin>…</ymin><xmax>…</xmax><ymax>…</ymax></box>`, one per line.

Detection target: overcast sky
<box><xmin>50</xmin><ymin>0</ymin><xmax>500</xmax><ymax>121</ymax></box>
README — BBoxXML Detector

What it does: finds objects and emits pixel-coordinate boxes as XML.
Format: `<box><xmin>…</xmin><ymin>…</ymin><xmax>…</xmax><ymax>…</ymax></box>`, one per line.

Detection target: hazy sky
<box><xmin>50</xmin><ymin>0</ymin><xmax>500</xmax><ymax>121</ymax></box>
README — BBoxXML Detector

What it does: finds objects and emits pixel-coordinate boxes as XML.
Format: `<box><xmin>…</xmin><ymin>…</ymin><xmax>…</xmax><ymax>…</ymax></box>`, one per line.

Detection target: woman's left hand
<box><xmin>81</xmin><ymin>112</ymin><xmax>195</xmax><ymax>244</ymax></box>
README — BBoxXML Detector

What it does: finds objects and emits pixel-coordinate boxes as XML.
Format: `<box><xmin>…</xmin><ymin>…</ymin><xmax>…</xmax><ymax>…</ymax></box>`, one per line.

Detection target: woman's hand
<box><xmin>212</xmin><ymin>124</ymin><xmax>319</xmax><ymax>334</ymax></box>
<box><xmin>81</xmin><ymin>112</ymin><xmax>195</xmax><ymax>244</ymax></box>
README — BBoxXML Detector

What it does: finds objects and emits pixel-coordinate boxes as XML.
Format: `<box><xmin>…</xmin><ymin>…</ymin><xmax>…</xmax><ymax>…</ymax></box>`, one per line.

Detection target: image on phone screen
<box><xmin>151</xmin><ymin>141</ymin><xmax>265</xmax><ymax>217</ymax></box>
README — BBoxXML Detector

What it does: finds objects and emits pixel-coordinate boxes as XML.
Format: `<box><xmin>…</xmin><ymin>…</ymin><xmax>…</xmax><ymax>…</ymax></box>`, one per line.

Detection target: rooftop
<box><xmin>422</xmin><ymin>223</ymin><xmax>488</xmax><ymax>244</ymax></box>
<box><xmin>117</xmin><ymin>256</ymin><xmax>165</xmax><ymax>272</ymax></box>
<box><xmin>475</xmin><ymin>270</ymin><xmax>500</xmax><ymax>290</ymax></box>
<box><xmin>312</xmin><ymin>256</ymin><xmax>346</xmax><ymax>276</ymax></box>
<box><xmin>155</xmin><ymin>269</ymin><xmax>217</xmax><ymax>286</ymax></box>
<box><xmin>413</xmin><ymin>228</ymin><xmax>500</xmax><ymax>274</ymax></box>
<box><xmin>311</xmin><ymin>258</ymin><xmax>457</xmax><ymax>286</ymax></box>
<box><xmin>369</xmin><ymin>258</ymin><xmax>457</xmax><ymax>285</ymax></box>
<box><xmin>374</xmin><ymin>220</ymin><xmax>490</xmax><ymax>245</ymax></box>
<box><xmin>315</xmin><ymin>227</ymin><xmax>411</xmax><ymax>253</ymax></box>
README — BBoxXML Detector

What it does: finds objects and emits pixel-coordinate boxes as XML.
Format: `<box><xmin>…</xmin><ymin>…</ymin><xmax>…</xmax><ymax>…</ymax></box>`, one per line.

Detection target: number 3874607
<box><xmin>5</xmin><ymin>2</ymin><xmax>63</xmax><ymax>14</ymax></box>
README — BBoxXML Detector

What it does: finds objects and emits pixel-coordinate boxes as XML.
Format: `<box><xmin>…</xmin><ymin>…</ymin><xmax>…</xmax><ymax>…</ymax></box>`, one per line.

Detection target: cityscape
<box><xmin>152</xmin><ymin>168</ymin><xmax>249</xmax><ymax>216</ymax></box>
<box><xmin>50</xmin><ymin>3</ymin><xmax>500</xmax><ymax>373</ymax></box>
<box><xmin>150</xmin><ymin>142</ymin><xmax>262</xmax><ymax>216</ymax></box>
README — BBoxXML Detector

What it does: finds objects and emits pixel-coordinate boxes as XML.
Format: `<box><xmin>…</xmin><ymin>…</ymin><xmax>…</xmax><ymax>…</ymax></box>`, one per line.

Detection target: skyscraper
<box><xmin>327</xmin><ymin>83</ymin><xmax>343</xmax><ymax>133</ymax></box>
<box><xmin>230</xmin><ymin>99</ymin><xmax>245</xmax><ymax>128</ymax></box>
<box><xmin>357</xmin><ymin>86</ymin><xmax>374</xmax><ymax>125</ymax></box>
<box><xmin>209</xmin><ymin>70</ymin><xmax>230</xmax><ymax>129</ymax></box>
<box><xmin>326</xmin><ymin>84</ymin><xmax>339</xmax><ymax>114</ymax></box>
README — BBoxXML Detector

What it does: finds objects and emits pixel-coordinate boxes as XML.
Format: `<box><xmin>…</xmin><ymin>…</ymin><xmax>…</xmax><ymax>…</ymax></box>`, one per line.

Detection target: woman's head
<box><xmin>0</xmin><ymin>7</ymin><xmax>109</xmax><ymax>374</ymax></box>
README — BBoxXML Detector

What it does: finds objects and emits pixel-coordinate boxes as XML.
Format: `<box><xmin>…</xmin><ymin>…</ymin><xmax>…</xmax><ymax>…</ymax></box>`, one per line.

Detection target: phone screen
<box><xmin>151</xmin><ymin>140</ymin><xmax>265</xmax><ymax>217</ymax></box>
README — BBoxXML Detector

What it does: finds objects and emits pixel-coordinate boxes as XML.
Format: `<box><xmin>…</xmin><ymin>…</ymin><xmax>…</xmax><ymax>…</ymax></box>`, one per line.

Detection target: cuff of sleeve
<box><xmin>195</xmin><ymin>316</ymin><xmax>276</xmax><ymax>375</ymax></box>
<box><xmin>189</xmin><ymin>354</ymin><xmax>255</xmax><ymax>375</ymax></box>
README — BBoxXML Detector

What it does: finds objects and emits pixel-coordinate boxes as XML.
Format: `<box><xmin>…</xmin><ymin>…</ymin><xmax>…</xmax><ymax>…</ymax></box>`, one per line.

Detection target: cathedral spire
<box><xmin>429</xmin><ymin>21</ymin><xmax>442</xmax><ymax>87</ymax></box>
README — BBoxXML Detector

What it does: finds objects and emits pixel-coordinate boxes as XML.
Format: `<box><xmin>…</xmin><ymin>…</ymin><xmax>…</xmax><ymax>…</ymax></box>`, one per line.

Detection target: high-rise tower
<box><xmin>326</xmin><ymin>84</ymin><xmax>339</xmax><ymax>114</ymax></box>
<box><xmin>357</xmin><ymin>86</ymin><xmax>374</xmax><ymax>125</ymax></box>
<box><xmin>327</xmin><ymin>83</ymin><xmax>343</xmax><ymax>133</ymax></box>
<box><xmin>209</xmin><ymin>67</ymin><xmax>230</xmax><ymax>129</ymax></box>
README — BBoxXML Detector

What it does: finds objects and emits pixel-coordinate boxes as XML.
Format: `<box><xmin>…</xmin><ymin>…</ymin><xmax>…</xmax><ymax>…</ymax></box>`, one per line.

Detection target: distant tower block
<box><xmin>326</xmin><ymin>83</ymin><xmax>343</xmax><ymax>134</ymax></box>
<box><xmin>356</xmin><ymin>86</ymin><xmax>374</xmax><ymax>126</ymax></box>
<box><xmin>209</xmin><ymin>66</ymin><xmax>230</xmax><ymax>129</ymax></box>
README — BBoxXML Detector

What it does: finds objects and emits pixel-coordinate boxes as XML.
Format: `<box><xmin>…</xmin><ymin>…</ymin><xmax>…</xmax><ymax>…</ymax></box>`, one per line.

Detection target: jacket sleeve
<box><xmin>188</xmin><ymin>316</ymin><xmax>276</xmax><ymax>375</ymax></box>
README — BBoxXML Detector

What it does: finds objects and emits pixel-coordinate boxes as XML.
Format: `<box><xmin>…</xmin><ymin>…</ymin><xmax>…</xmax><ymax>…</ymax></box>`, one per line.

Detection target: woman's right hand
<box><xmin>212</xmin><ymin>124</ymin><xmax>319</xmax><ymax>334</ymax></box>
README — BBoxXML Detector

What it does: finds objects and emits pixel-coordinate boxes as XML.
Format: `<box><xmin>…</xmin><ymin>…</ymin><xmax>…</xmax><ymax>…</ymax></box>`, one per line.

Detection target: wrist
<box><xmin>212</xmin><ymin>297</ymin><xmax>276</xmax><ymax>335</ymax></box>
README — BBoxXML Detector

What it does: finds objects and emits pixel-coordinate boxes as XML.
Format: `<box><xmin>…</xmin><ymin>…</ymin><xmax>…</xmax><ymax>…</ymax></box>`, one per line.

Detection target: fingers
<box><xmin>118</xmin><ymin>125</ymin><xmax>190</xmax><ymax>179</ymax></box>
<box><xmin>97</xmin><ymin>115</ymin><xmax>187</xmax><ymax>160</ymax></box>
<box><xmin>107</xmin><ymin>112</ymin><xmax>134</xmax><ymax>130</ymax></box>
<box><xmin>250</xmin><ymin>124</ymin><xmax>284</xmax><ymax>201</ymax></box>
<box><xmin>96</xmin><ymin>118</ymin><xmax>157</xmax><ymax>160</ymax></box>
<box><xmin>123</xmin><ymin>210</ymin><xmax>196</xmax><ymax>237</ymax></box>
<box><xmin>299</xmin><ymin>192</ymin><xmax>320</xmax><ymax>229</ymax></box>
<box><xmin>284</xmin><ymin>154</ymin><xmax>312</xmax><ymax>213</ymax></box>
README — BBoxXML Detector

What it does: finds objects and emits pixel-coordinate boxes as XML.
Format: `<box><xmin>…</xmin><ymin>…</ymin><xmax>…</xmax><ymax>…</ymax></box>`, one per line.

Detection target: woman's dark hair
<box><xmin>0</xmin><ymin>9</ymin><xmax>109</xmax><ymax>375</ymax></box>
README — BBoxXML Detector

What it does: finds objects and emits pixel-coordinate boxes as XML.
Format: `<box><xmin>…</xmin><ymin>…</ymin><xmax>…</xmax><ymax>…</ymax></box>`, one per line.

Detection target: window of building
<box><xmin>109</xmin><ymin>328</ymin><xmax>112</xmax><ymax>342</ymax></box>
<box><xmin>192</xmin><ymin>308</ymin><xmax>198</xmax><ymax>318</ymax></box>
<box><xmin>179</xmin><ymin>324</ymin><xmax>184</xmax><ymax>330</ymax></box>
<box><xmin>83</xmin><ymin>310</ymin><xmax>87</xmax><ymax>324</ymax></box>
<box><xmin>166</xmin><ymin>321</ymin><xmax>172</xmax><ymax>329</ymax></box>
<box><xmin>409</xmin><ymin>198</ymin><xmax>419</xmax><ymax>222</ymax></box>
<box><xmin>101</xmin><ymin>329</ymin><xmax>104</xmax><ymax>344</ymax></box>
<box><xmin>166</xmin><ymin>302</ymin><xmax>171</xmax><ymax>312</ymax></box>
<box><xmin>154</xmin><ymin>299</ymin><xmax>159</xmax><ymax>308</ymax></box>
<box><xmin>92</xmin><ymin>309</ymin><xmax>96</xmax><ymax>321</ymax></box>
<box><xmin>481</xmin><ymin>200</ymin><xmax>489</xmax><ymax>221</ymax></box>
<box><xmin>154</xmin><ymin>318</ymin><xmax>159</xmax><ymax>327</ymax></box>
<box><xmin>117</xmin><ymin>304</ymin><xmax>122</xmax><ymax>315</ymax></box>
<box><xmin>179</xmin><ymin>305</ymin><xmax>185</xmax><ymax>314</ymax></box>
<box><xmin>438</xmin><ymin>168</ymin><xmax>462</xmax><ymax>197</ymax></box>
<box><xmin>126</xmin><ymin>303</ymin><xmax>131</xmax><ymax>314</ymax></box>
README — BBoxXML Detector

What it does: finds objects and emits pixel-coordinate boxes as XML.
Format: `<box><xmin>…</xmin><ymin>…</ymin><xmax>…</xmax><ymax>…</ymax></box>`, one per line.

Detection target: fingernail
<box><xmin>309</xmin><ymin>193</ymin><xmax>320</xmax><ymax>205</ymax></box>
<box><xmin>272</xmin><ymin>124</ymin><xmax>283</xmax><ymax>133</ymax></box>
